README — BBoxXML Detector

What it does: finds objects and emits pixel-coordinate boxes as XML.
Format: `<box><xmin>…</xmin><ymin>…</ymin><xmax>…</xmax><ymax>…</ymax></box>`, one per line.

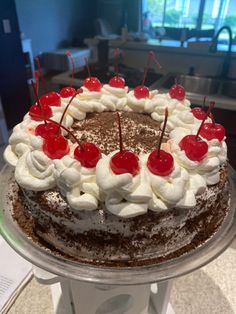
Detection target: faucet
<box><xmin>209</xmin><ymin>26</ymin><xmax>233</xmax><ymax>79</ymax></box>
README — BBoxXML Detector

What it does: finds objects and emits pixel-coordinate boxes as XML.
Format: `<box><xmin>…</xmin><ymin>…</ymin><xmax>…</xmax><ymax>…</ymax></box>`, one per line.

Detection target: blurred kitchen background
<box><xmin>1</xmin><ymin>0</ymin><xmax>236</xmax><ymax>167</ymax></box>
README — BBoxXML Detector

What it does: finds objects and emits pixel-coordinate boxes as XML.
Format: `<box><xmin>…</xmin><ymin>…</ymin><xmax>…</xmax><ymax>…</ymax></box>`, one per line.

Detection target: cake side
<box><xmin>9</xmin><ymin>166</ymin><xmax>230</xmax><ymax>267</ymax></box>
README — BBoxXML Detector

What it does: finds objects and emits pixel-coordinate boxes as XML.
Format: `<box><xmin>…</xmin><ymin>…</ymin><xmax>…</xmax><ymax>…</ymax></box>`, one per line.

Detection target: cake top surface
<box><xmin>3</xmin><ymin>69</ymin><xmax>227</xmax><ymax>218</ymax></box>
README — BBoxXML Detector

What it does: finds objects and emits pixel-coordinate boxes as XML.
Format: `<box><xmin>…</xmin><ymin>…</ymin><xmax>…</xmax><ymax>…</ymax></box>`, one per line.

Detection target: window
<box><xmin>142</xmin><ymin>0</ymin><xmax>236</xmax><ymax>36</ymax></box>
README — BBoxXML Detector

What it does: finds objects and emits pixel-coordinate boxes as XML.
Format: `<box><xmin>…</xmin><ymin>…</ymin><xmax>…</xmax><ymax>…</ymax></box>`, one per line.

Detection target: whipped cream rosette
<box><xmin>61</xmin><ymin>96</ymin><xmax>86</xmax><ymax>121</ymax></box>
<box><xmin>126</xmin><ymin>89</ymin><xmax>159</xmax><ymax>113</ymax></box>
<box><xmin>71</xmin><ymin>86</ymin><xmax>106</xmax><ymax>112</ymax></box>
<box><xmin>169</xmin><ymin>127</ymin><xmax>222</xmax><ymax>185</ymax></box>
<box><xmin>96</xmin><ymin>151</ymin><xmax>152</xmax><ymax>218</ymax></box>
<box><xmin>4</xmin><ymin>116</ymin><xmax>43</xmax><ymax>166</ymax></box>
<box><xmin>142</xmin><ymin>149</ymin><xmax>200</xmax><ymax>212</ymax></box>
<box><xmin>151</xmin><ymin>93</ymin><xmax>193</xmax><ymax>132</ymax></box>
<box><xmin>51</xmin><ymin>105</ymin><xmax>75</xmax><ymax>135</ymax></box>
<box><xmin>54</xmin><ymin>155</ymin><xmax>101</xmax><ymax>211</ymax></box>
<box><xmin>14</xmin><ymin>150</ymin><xmax>56</xmax><ymax>191</ymax></box>
<box><xmin>101</xmin><ymin>84</ymin><xmax>129</xmax><ymax>111</ymax></box>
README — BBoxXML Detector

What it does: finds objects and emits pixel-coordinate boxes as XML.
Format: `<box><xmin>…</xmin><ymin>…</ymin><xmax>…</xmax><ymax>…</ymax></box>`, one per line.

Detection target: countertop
<box><xmin>8</xmin><ymin>239</ymin><xmax>236</xmax><ymax>314</ymax></box>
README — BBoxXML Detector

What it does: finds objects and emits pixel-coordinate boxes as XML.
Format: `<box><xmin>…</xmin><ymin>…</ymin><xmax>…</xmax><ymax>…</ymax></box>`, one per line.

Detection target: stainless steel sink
<box><xmin>161</xmin><ymin>74</ymin><xmax>220</xmax><ymax>95</ymax></box>
<box><xmin>221</xmin><ymin>80</ymin><xmax>236</xmax><ymax>98</ymax></box>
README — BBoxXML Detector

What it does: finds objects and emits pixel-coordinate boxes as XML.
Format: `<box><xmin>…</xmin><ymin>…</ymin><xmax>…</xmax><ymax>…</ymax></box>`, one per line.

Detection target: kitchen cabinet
<box><xmin>0</xmin><ymin>0</ymin><xmax>30</xmax><ymax>130</ymax></box>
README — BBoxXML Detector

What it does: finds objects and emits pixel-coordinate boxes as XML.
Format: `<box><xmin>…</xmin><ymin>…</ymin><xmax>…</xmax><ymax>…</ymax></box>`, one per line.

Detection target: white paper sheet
<box><xmin>0</xmin><ymin>236</ymin><xmax>32</xmax><ymax>313</ymax></box>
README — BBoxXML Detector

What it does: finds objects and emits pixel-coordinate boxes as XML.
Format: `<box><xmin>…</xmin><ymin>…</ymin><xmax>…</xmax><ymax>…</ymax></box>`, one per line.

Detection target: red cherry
<box><xmin>109</xmin><ymin>76</ymin><xmax>125</xmax><ymax>88</ymax></box>
<box><xmin>134</xmin><ymin>85</ymin><xmax>150</xmax><ymax>99</ymax></box>
<box><xmin>84</xmin><ymin>77</ymin><xmax>102</xmax><ymax>92</ymax></box>
<box><xmin>43</xmin><ymin>135</ymin><xmax>69</xmax><ymax>159</ymax></box>
<box><xmin>169</xmin><ymin>84</ymin><xmax>185</xmax><ymax>101</ymax></box>
<box><xmin>35</xmin><ymin>122</ymin><xmax>60</xmax><ymax>139</ymax></box>
<box><xmin>147</xmin><ymin>149</ymin><xmax>174</xmax><ymax>176</ymax></box>
<box><xmin>199</xmin><ymin>123</ymin><xmax>225</xmax><ymax>142</ymax></box>
<box><xmin>74</xmin><ymin>142</ymin><xmax>101</xmax><ymax>168</ymax></box>
<box><xmin>29</xmin><ymin>103</ymin><xmax>52</xmax><ymax>121</ymax></box>
<box><xmin>191</xmin><ymin>107</ymin><xmax>206</xmax><ymax>120</ymax></box>
<box><xmin>110</xmin><ymin>150</ymin><xmax>140</xmax><ymax>176</ymax></box>
<box><xmin>60</xmin><ymin>87</ymin><xmax>76</xmax><ymax>98</ymax></box>
<box><xmin>40</xmin><ymin>91</ymin><xmax>61</xmax><ymax>107</ymax></box>
<box><xmin>179</xmin><ymin>135</ymin><xmax>208</xmax><ymax>161</ymax></box>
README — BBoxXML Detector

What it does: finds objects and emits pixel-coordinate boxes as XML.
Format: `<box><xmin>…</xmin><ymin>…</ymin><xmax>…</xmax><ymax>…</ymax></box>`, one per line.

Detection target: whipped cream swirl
<box><xmin>126</xmin><ymin>90</ymin><xmax>159</xmax><ymax>113</ymax></box>
<box><xmin>15</xmin><ymin>150</ymin><xmax>56</xmax><ymax>191</ymax></box>
<box><xmin>101</xmin><ymin>84</ymin><xmax>128</xmax><ymax>111</ymax></box>
<box><xmin>96</xmin><ymin>151</ymin><xmax>152</xmax><ymax>218</ymax></box>
<box><xmin>169</xmin><ymin>127</ymin><xmax>224</xmax><ymax>185</ymax></box>
<box><xmin>4</xmin><ymin>117</ymin><xmax>43</xmax><ymax>166</ymax></box>
<box><xmin>54</xmin><ymin>155</ymin><xmax>100</xmax><ymax>211</ymax></box>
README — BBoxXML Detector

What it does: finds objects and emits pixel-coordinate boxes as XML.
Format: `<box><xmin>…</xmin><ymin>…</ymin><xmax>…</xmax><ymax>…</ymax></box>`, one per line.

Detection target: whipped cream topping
<box><xmin>61</xmin><ymin>97</ymin><xmax>86</xmax><ymax>121</ymax></box>
<box><xmin>101</xmin><ymin>84</ymin><xmax>129</xmax><ymax>111</ymax></box>
<box><xmin>4</xmin><ymin>87</ymin><xmax>227</xmax><ymax>217</ymax></box>
<box><xmin>169</xmin><ymin>127</ymin><xmax>225</xmax><ymax>185</ymax></box>
<box><xmin>4</xmin><ymin>117</ymin><xmax>43</xmax><ymax>166</ymax></box>
<box><xmin>15</xmin><ymin>150</ymin><xmax>56</xmax><ymax>191</ymax></box>
<box><xmin>54</xmin><ymin>155</ymin><xmax>100</xmax><ymax>211</ymax></box>
<box><xmin>151</xmin><ymin>94</ymin><xmax>193</xmax><ymax>131</ymax></box>
<box><xmin>96</xmin><ymin>151</ymin><xmax>152</xmax><ymax>217</ymax></box>
<box><xmin>126</xmin><ymin>90</ymin><xmax>159</xmax><ymax>113</ymax></box>
<box><xmin>144</xmin><ymin>154</ymin><xmax>197</xmax><ymax>211</ymax></box>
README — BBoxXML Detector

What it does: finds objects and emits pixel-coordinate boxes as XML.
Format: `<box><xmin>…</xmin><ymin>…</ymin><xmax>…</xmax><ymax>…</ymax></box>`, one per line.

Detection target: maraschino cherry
<box><xmin>134</xmin><ymin>51</ymin><xmax>161</xmax><ymax>99</ymax></box>
<box><xmin>110</xmin><ymin>112</ymin><xmax>139</xmax><ymax>176</ymax></box>
<box><xmin>60</xmin><ymin>51</ymin><xmax>76</xmax><ymax>98</ymax></box>
<box><xmin>83</xmin><ymin>58</ymin><xmax>102</xmax><ymax>92</ymax></box>
<box><xmin>191</xmin><ymin>96</ymin><xmax>206</xmax><ymax>120</ymax></box>
<box><xmin>35</xmin><ymin>92</ymin><xmax>78</xmax><ymax>138</ymax></box>
<box><xmin>35</xmin><ymin>122</ymin><xmax>60</xmax><ymax>139</ymax></box>
<box><xmin>74</xmin><ymin>143</ymin><xmax>101</xmax><ymax>168</ymax></box>
<box><xmin>199</xmin><ymin>102</ymin><xmax>225</xmax><ymax>141</ymax></box>
<box><xmin>43</xmin><ymin>133</ymin><xmax>69</xmax><ymax>159</ymax></box>
<box><xmin>109</xmin><ymin>48</ymin><xmax>125</xmax><ymax>88</ymax></box>
<box><xmin>147</xmin><ymin>108</ymin><xmax>174</xmax><ymax>176</ymax></box>
<box><xmin>169</xmin><ymin>78</ymin><xmax>185</xmax><ymax>101</ymax></box>
<box><xmin>40</xmin><ymin>91</ymin><xmax>61</xmax><ymax>107</ymax></box>
<box><xmin>179</xmin><ymin>102</ymin><xmax>216</xmax><ymax>161</ymax></box>
<box><xmin>29</xmin><ymin>80</ymin><xmax>52</xmax><ymax>122</ymax></box>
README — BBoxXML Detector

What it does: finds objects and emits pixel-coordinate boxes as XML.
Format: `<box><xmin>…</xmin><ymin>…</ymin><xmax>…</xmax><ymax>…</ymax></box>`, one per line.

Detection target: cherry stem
<box><xmin>66</xmin><ymin>51</ymin><xmax>75</xmax><ymax>87</ymax></box>
<box><xmin>174</xmin><ymin>77</ymin><xmax>178</xmax><ymax>85</ymax></box>
<box><xmin>157</xmin><ymin>108</ymin><xmax>168</xmax><ymax>158</ymax></box>
<box><xmin>114</xmin><ymin>48</ymin><xmax>120</xmax><ymax>77</ymax></box>
<box><xmin>196</xmin><ymin>101</ymin><xmax>215</xmax><ymax>139</ymax></box>
<box><xmin>35</xmin><ymin>57</ymin><xmax>47</xmax><ymax>93</ymax></box>
<box><xmin>141</xmin><ymin>51</ymin><xmax>162</xmax><ymax>87</ymax></box>
<box><xmin>210</xmin><ymin>112</ymin><xmax>216</xmax><ymax>126</ymax></box>
<box><xmin>31</xmin><ymin>80</ymin><xmax>47</xmax><ymax>125</ymax></box>
<box><xmin>58</xmin><ymin>91</ymin><xmax>78</xmax><ymax>134</ymax></box>
<box><xmin>85</xmin><ymin>58</ymin><xmax>91</xmax><ymax>80</ymax></box>
<box><xmin>32</xmin><ymin>114</ymin><xmax>82</xmax><ymax>148</ymax></box>
<box><xmin>202</xmin><ymin>95</ymin><xmax>207</xmax><ymax>110</ymax></box>
<box><xmin>116</xmin><ymin>112</ymin><xmax>123</xmax><ymax>152</ymax></box>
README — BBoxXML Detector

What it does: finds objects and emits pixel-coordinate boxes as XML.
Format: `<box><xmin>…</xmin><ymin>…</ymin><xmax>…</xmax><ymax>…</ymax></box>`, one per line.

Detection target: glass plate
<box><xmin>0</xmin><ymin>164</ymin><xmax>235</xmax><ymax>285</ymax></box>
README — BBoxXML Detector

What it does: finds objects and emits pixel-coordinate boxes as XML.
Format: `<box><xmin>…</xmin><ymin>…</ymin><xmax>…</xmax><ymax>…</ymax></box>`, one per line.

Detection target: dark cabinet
<box><xmin>209</xmin><ymin>107</ymin><xmax>236</xmax><ymax>170</ymax></box>
<box><xmin>0</xmin><ymin>0</ymin><xmax>30</xmax><ymax>130</ymax></box>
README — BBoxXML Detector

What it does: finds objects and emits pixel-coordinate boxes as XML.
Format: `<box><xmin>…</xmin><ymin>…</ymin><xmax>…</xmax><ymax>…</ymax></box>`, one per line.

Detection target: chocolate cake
<box><xmin>4</xmin><ymin>78</ymin><xmax>230</xmax><ymax>267</ymax></box>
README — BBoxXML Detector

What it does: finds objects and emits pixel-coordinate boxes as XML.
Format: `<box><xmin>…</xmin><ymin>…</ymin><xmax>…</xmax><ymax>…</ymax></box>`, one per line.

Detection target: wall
<box><xmin>15</xmin><ymin>0</ymin><xmax>96</xmax><ymax>56</ymax></box>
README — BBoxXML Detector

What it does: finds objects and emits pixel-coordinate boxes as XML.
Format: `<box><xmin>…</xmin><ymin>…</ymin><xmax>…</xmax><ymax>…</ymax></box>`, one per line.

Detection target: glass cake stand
<box><xmin>1</xmin><ymin>164</ymin><xmax>236</xmax><ymax>314</ymax></box>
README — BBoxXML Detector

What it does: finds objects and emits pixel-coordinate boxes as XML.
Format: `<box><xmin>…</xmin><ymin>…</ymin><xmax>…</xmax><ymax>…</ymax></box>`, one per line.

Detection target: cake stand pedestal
<box><xmin>1</xmin><ymin>165</ymin><xmax>236</xmax><ymax>314</ymax></box>
<box><xmin>33</xmin><ymin>266</ymin><xmax>174</xmax><ymax>314</ymax></box>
